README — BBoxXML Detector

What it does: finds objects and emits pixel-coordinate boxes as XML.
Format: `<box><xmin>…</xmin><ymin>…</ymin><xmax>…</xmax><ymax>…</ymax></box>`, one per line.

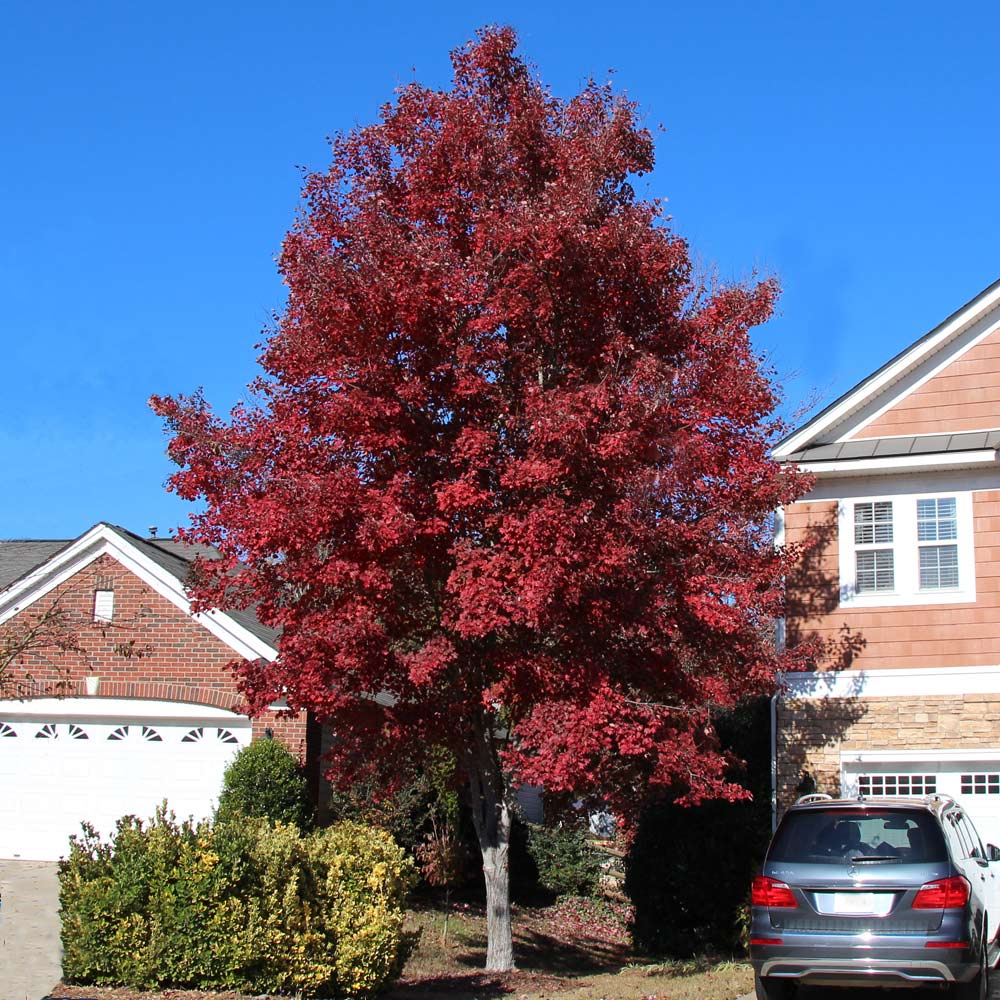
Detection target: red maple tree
<box><xmin>152</xmin><ymin>27</ymin><xmax>811</xmax><ymax>971</ymax></box>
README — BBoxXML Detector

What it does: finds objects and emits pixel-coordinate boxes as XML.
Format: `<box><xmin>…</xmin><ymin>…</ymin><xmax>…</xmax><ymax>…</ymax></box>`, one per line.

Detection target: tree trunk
<box><xmin>466</xmin><ymin>715</ymin><xmax>515</xmax><ymax>971</ymax></box>
<box><xmin>480</xmin><ymin>806</ymin><xmax>513</xmax><ymax>971</ymax></box>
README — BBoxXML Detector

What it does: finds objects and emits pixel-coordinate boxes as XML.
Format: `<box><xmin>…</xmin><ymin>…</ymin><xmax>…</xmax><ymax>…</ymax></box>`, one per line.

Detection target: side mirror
<box><xmin>987</xmin><ymin>844</ymin><xmax>1000</xmax><ymax>863</ymax></box>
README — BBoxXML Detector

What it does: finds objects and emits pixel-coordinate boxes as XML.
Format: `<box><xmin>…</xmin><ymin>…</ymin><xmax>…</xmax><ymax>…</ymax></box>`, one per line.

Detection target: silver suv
<box><xmin>750</xmin><ymin>794</ymin><xmax>1000</xmax><ymax>998</ymax></box>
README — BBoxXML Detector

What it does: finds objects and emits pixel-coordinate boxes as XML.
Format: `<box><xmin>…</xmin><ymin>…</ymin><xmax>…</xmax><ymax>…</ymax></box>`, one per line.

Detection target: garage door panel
<box><xmin>843</xmin><ymin>756</ymin><xmax>1000</xmax><ymax>852</ymax></box>
<box><xmin>0</xmin><ymin>701</ymin><xmax>250</xmax><ymax>860</ymax></box>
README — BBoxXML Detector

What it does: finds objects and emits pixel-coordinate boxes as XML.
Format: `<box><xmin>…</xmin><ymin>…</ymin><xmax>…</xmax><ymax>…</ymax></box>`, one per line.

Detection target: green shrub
<box><xmin>215</xmin><ymin>737</ymin><xmax>314</xmax><ymax>830</ymax></box>
<box><xmin>526</xmin><ymin>820</ymin><xmax>603</xmax><ymax>898</ymax></box>
<box><xmin>59</xmin><ymin>807</ymin><xmax>416</xmax><ymax>997</ymax></box>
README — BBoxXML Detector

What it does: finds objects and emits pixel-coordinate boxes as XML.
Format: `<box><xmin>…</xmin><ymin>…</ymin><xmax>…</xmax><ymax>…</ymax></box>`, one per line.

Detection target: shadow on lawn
<box><xmin>436</xmin><ymin>932</ymin><xmax>630</xmax><ymax>982</ymax></box>
<box><xmin>386</xmin><ymin>972</ymin><xmax>515</xmax><ymax>998</ymax></box>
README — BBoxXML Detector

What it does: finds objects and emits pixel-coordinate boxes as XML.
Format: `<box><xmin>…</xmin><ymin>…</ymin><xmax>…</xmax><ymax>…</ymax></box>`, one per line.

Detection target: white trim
<box><xmin>774</xmin><ymin>282</ymin><xmax>1000</xmax><ymax>458</ymax></box>
<box><xmin>798</xmin><ymin>468</ymin><xmax>1000</xmax><ymax>504</ymax></box>
<box><xmin>797</xmin><ymin>449</ymin><xmax>999</xmax><ymax>477</ymax></box>
<box><xmin>93</xmin><ymin>589</ymin><xmax>114</xmax><ymax>623</ymax></box>
<box><xmin>840</xmin><ymin>748</ymin><xmax>1000</xmax><ymax>765</ymax></box>
<box><xmin>780</xmin><ymin>664</ymin><xmax>1000</xmax><ymax>700</ymax></box>
<box><xmin>0</xmin><ymin>525</ymin><xmax>277</xmax><ymax>663</ymax></box>
<box><xmin>836</xmin><ymin>490</ymin><xmax>975</xmax><ymax>608</ymax></box>
<box><xmin>773</xmin><ymin>506</ymin><xmax>786</xmax><ymax>652</ymax></box>
<box><xmin>839</xmin><ymin>306</ymin><xmax>1000</xmax><ymax>443</ymax></box>
<box><xmin>0</xmin><ymin>697</ymin><xmax>251</xmax><ymax>725</ymax></box>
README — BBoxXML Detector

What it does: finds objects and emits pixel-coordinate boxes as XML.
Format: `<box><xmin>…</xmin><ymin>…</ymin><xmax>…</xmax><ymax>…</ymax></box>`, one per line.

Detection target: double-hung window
<box><xmin>839</xmin><ymin>492</ymin><xmax>974</xmax><ymax>606</ymax></box>
<box><xmin>854</xmin><ymin>501</ymin><xmax>894</xmax><ymax>593</ymax></box>
<box><xmin>917</xmin><ymin>498</ymin><xmax>959</xmax><ymax>589</ymax></box>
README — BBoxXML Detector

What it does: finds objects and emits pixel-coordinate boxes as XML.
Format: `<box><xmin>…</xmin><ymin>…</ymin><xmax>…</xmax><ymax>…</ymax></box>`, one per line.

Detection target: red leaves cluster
<box><xmin>151</xmin><ymin>26</ymin><xmax>811</xmax><ymax>820</ymax></box>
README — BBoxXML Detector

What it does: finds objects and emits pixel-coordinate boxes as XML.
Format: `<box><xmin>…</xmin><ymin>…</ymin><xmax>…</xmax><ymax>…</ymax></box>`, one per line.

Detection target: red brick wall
<box><xmin>3</xmin><ymin>553</ymin><xmax>307</xmax><ymax>759</ymax></box>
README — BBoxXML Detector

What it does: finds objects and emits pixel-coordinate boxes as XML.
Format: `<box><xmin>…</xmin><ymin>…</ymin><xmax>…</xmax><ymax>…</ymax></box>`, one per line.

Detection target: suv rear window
<box><xmin>768</xmin><ymin>809</ymin><xmax>948</xmax><ymax>864</ymax></box>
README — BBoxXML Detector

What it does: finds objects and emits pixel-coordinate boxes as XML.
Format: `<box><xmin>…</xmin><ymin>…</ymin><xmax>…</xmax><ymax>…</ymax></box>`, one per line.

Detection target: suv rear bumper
<box><xmin>751</xmin><ymin>942</ymin><xmax>980</xmax><ymax>987</ymax></box>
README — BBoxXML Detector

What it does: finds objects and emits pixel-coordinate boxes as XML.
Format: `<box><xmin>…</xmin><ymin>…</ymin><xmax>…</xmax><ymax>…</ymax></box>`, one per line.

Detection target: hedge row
<box><xmin>59</xmin><ymin>808</ymin><xmax>416</xmax><ymax>997</ymax></box>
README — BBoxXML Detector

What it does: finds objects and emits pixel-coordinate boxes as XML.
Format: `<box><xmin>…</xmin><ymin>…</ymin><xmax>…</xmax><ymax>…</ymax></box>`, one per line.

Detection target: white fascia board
<box><xmin>0</xmin><ymin>697</ymin><xmax>251</xmax><ymax>724</ymax></box>
<box><xmin>105</xmin><ymin>538</ymin><xmax>277</xmax><ymax>663</ymax></box>
<box><xmin>841</xmin><ymin>747</ymin><xmax>1000</xmax><ymax>765</ymax></box>
<box><xmin>779</xmin><ymin>664</ymin><xmax>1000</xmax><ymax>700</ymax></box>
<box><xmin>774</xmin><ymin>283</ymin><xmax>1000</xmax><ymax>458</ymax></box>
<box><xmin>797</xmin><ymin>450</ymin><xmax>999</xmax><ymax>478</ymax></box>
<box><xmin>844</xmin><ymin>308</ymin><xmax>1000</xmax><ymax>443</ymax></box>
<box><xmin>0</xmin><ymin>524</ymin><xmax>277</xmax><ymax>663</ymax></box>
<box><xmin>0</xmin><ymin>525</ymin><xmax>109</xmax><ymax>621</ymax></box>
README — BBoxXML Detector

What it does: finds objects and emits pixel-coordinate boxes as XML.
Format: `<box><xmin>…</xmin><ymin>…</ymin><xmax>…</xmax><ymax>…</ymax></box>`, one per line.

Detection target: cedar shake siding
<box><xmin>784</xmin><ymin>491</ymin><xmax>1000</xmax><ymax>671</ymax></box>
<box><xmin>854</xmin><ymin>323</ymin><xmax>1000</xmax><ymax>439</ymax></box>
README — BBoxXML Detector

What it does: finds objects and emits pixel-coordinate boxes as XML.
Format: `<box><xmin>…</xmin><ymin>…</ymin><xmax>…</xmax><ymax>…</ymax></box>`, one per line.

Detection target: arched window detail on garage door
<box><xmin>35</xmin><ymin>723</ymin><xmax>58</xmax><ymax>739</ymax></box>
<box><xmin>68</xmin><ymin>724</ymin><xmax>88</xmax><ymax>739</ymax></box>
<box><xmin>108</xmin><ymin>726</ymin><xmax>130</xmax><ymax>741</ymax></box>
<box><xmin>0</xmin><ymin>723</ymin><xmax>16</xmax><ymax>738</ymax></box>
<box><xmin>141</xmin><ymin>726</ymin><xmax>163</xmax><ymax>742</ymax></box>
<box><xmin>182</xmin><ymin>727</ymin><xmax>239</xmax><ymax>744</ymax></box>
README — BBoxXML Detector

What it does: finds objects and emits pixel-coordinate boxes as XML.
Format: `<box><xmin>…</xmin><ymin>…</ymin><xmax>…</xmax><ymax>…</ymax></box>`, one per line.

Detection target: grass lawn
<box><xmin>50</xmin><ymin>896</ymin><xmax>753</xmax><ymax>1000</ymax></box>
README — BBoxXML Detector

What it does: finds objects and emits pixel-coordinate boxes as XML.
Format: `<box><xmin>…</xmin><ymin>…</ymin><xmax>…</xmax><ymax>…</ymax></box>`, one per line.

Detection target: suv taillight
<box><xmin>912</xmin><ymin>875</ymin><xmax>970</xmax><ymax>910</ymax></box>
<box><xmin>752</xmin><ymin>875</ymin><xmax>798</xmax><ymax>909</ymax></box>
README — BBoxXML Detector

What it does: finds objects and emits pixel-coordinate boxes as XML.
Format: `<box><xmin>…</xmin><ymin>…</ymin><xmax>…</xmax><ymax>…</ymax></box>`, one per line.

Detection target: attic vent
<box><xmin>93</xmin><ymin>589</ymin><xmax>115</xmax><ymax>623</ymax></box>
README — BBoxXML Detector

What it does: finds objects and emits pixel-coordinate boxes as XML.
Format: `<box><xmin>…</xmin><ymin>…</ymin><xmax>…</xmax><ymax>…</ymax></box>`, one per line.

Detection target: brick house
<box><xmin>773</xmin><ymin>277</ymin><xmax>1000</xmax><ymax>846</ymax></box>
<box><xmin>0</xmin><ymin>522</ymin><xmax>317</xmax><ymax>860</ymax></box>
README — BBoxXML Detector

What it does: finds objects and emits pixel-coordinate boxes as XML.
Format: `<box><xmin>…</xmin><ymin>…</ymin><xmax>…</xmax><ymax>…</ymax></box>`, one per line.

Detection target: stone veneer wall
<box><xmin>776</xmin><ymin>693</ymin><xmax>1000</xmax><ymax>816</ymax></box>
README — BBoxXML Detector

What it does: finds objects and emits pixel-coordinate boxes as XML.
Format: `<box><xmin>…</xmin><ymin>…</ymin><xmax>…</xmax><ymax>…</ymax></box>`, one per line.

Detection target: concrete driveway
<box><xmin>0</xmin><ymin>860</ymin><xmax>63</xmax><ymax>1000</ymax></box>
<box><xmin>758</xmin><ymin>980</ymin><xmax>1000</xmax><ymax>998</ymax></box>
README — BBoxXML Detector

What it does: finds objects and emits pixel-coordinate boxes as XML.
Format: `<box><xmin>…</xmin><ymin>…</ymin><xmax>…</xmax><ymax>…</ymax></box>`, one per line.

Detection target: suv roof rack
<box><xmin>795</xmin><ymin>793</ymin><xmax>833</xmax><ymax>805</ymax></box>
<box><xmin>929</xmin><ymin>793</ymin><xmax>957</xmax><ymax>808</ymax></box>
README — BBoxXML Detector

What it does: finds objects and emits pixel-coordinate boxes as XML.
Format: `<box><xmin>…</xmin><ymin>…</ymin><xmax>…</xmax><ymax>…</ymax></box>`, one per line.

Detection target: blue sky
<box><xmin>4</xmin><ymin>1</ymin><xmax>999</xmax><ymax>538</ymax></box>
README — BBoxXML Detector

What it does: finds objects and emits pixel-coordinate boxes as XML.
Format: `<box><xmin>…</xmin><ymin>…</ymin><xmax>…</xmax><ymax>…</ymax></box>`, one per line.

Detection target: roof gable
<box><xmin>851</xmin><ymin>321</ymin><xmax>1000</xmax><ymax>439</ymax></box>
<box><xmin>0</xmin><ymin>524</ymin><xmax>278</xmax><ymax>662</ymax></box>
<box><xmin>775</xmin><ymin>277</ymin><xmax>1000</xmax><ymax>462</ymax></box>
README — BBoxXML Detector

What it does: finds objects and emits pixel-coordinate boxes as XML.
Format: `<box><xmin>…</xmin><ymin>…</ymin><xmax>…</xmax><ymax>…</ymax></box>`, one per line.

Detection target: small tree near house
<box><xmin>152</xmin><ymin>27</ymin><xmax>812</xmax><ymax>972</ymax></box>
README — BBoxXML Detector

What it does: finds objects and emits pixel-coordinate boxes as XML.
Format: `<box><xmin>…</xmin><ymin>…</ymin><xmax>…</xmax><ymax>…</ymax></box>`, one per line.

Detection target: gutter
<box><xmin>796</xmin><ymin>448</ymin><xmax>999</xmax><ymax>477</ymax></box>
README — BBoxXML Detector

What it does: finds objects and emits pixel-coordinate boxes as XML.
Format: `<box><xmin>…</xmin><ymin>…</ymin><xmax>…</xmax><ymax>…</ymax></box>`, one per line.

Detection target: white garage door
<box><xmin>842</xmin><ymin>755</ymin><xmax>1000</xmax><ymax>852</ymax></box>
<box><xmin>0</xmin><ymin>698</ymin><xmax>251</xmax><ymax>860</ymax></box>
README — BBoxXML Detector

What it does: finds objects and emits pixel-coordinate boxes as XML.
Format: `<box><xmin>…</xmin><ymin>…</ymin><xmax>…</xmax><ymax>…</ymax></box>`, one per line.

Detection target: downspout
<box><xmin>771</xmin><ymin>504</ymin><xmax>786</xmax><ymax>833</ymax></box>
<box><xmin>770</xmin><ymin>692</ymin><xmax>779</xmax><ymax>832</ymax></box>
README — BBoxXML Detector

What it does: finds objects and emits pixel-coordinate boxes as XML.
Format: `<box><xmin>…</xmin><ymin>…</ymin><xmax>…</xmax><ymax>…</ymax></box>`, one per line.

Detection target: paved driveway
<box><xmin>0</xmin><ymin>860</ymin><xmax>62</xmax><ymax>1000</ymax></box>
<box><xmin>774</xmin><ymin>981</ymin><xmax>1000</xmax><ymax>998</ymax></box>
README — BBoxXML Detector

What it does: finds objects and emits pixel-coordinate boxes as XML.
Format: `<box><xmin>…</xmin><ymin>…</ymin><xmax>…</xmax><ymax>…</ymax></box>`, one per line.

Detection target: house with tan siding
<box><xmin>773</xmin><ymin>278</ymin><xmax>1000</xmax><ymax>846</ymax></box>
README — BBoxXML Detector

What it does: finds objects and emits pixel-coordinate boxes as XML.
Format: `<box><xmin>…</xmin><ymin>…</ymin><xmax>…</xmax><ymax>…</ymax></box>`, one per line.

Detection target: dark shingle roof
<box><xmin>105</xmin><ymin>526</ymin><xmax>281</xmax><ymax>650</ymax></box>
<box><xmin>0</xmin><ymin>525</ymin><xmax>280</xmax><ymax>652</ymax></box>
<box><xmin>0</xmin><ymin>540</ymin><xmax>74</xmax><ymax>590</ymax></box>
<box><xmin>783</xmin><ymin>429</ymin><xmax>1000</xmax><ymax>465</ymax></box>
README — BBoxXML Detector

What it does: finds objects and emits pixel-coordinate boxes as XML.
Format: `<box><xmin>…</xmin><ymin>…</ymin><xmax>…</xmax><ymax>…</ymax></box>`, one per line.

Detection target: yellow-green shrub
<box><xmin>59</xmin><ymin>808</ymin><xmax>416</xmax><ymax>997</ymax></box>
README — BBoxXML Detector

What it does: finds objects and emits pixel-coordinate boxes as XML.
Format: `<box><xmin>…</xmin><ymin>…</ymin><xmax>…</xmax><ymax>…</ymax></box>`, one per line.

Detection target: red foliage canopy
<box><xmin>152</xmin><ymin>27</ymin><xmax>810</xmax><ymax>822</ymax></box>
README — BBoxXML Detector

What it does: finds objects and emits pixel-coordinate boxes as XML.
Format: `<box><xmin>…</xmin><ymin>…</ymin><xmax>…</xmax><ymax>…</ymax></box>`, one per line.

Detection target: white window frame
<box><xmin>838</xmin><ymin>490</ymin><xmax>975</xmax><ymax>607</ymax></box>
<box><xmin>93</xmin><ymin>589</ymin><xmax>115</xmax><ymax>623</ymax></box>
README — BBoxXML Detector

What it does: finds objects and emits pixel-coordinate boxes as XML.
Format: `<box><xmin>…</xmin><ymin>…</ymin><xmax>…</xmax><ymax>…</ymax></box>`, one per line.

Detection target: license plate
<box><xmin>833</xmin><ymin>892</ymin><xmax>876</xmax><ymax>913</ymax></box>
<box><xmin>813</xmin><ymin>891</ymin><xmax>893</xmax><ymax>915</ymax></box>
